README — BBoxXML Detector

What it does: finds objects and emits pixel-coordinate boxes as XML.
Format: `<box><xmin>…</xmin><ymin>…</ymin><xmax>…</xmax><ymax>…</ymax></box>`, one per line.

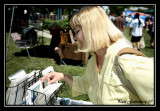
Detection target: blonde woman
<box><xmin>40</xmin><ymin>6</ymin><xmax>153</xmax><ymax>105</ymax></box>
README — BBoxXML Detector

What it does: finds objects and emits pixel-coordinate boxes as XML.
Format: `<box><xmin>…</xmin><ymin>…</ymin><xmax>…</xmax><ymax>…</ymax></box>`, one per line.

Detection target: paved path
<box><xmin>35</xmin><ymin>29</ymin><xmax>52</xmax><ymax>38</ymax></box>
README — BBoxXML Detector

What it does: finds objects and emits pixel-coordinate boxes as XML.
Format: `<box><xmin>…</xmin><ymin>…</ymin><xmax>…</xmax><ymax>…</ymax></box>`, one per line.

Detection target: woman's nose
<box><xmin>74</xmin><ymin>36</ymin><xmax>77</xmax><ymax>41</ymax></box>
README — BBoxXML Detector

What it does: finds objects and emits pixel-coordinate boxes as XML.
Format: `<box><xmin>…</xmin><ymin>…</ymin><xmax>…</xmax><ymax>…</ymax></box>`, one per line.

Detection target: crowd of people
<box><xmin>109</xmin><ymin>12</ymin><xmax>154</xmax><ymax>50</ymax></box>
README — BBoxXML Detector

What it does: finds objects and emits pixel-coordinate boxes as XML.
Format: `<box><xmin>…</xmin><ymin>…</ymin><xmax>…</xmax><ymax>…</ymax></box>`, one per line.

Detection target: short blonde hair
<box><xmin>70</xmin><ymin>6</ymin><xmax>122</xmax><ymax>52</ymax></box>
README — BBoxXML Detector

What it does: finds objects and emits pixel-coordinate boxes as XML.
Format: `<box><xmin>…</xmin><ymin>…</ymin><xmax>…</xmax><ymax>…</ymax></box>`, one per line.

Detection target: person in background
<box><xmin>109</xmin><ymin>13</ymin><xmax>115</xmax><ymax>23</ymax></box>
<box><xmin>114</xmin><ymin>12</ymin><xmax>126</xmax><ymax>34</ymax></box>
<box><xmin>128</xmin><ymin>14</ymin><xmax>132</xmax><ymax>27</ymax></box>
<box><xmin>150</xmin><ymin>18</ymin><xmax>154</xmax><ymax>48</ymax></box>
<box><xmin>129</xmin><ymin>13</ymin><xmax>145</xmax><ymax>51</ymax></box>
<box><xmin>125</xmin><ymin>15</ymin><xmax>129</xmax><ymax>27</ymax></box>
<box><xmin>40</xmin><ymin>6</ymin><xmax>153</xmax><ymax>105</ymax></box>
<box><xmin>146</xmin><ymin>17</ymin><xmax>154</xmax><ymax>48</ymax></box>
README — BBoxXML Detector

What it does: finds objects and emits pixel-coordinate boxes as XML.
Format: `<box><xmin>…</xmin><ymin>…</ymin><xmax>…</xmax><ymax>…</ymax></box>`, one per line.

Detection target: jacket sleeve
<box><xmin>118</xmin><ymin>54</ymin><xmax>154</xmax><ymax>105</ymax></box>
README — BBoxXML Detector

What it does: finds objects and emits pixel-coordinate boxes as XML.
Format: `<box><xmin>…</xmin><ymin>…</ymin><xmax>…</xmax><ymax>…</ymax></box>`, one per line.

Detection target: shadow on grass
<box><xmin>13</xmin><ymin>45</ymin><xmax>87</xmax><ymax>66</ymax></box>
<box><xmin>14</xmin><ymin>45</ymin><xmax>53</xmax><ymax>58</ymax></box>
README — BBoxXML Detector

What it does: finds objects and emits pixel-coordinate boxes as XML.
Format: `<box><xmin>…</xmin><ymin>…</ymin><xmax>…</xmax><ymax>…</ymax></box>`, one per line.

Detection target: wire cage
<box><xmin>6</xmin><ymin>70</ymin><xmax>64</xmax><ymax>105</ymax></box>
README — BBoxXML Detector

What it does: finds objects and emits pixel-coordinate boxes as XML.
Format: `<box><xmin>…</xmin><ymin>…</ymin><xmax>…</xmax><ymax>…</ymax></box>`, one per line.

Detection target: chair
<box><xmin>11</xmin><ymin>32</ymin><xmax>36</xmax><ymax>58</ymax></box>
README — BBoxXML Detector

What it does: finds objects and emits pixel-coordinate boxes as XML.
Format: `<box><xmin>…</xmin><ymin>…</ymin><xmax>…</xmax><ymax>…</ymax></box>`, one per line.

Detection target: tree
<box><xmin>109</xmin><ymin>6</ymin><xmax>130</xmax><ymax>16</ymax></box>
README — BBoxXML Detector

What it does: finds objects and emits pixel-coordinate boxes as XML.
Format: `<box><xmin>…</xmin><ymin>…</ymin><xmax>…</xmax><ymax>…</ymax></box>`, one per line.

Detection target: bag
<box><xmin>140</xmin><ymin>36</ymin><xmax>145</xmax><ymax>49</ymax></box>
<box><xmin>115</xmin><ymin>47</ymin><xmax>154</xmax><ymax>105</ymax></box>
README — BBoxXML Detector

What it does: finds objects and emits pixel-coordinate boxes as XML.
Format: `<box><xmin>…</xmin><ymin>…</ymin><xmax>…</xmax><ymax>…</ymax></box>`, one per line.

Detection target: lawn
<box><xmin>5</xmin><ymin>26</ymin><xmax>154</xmax><ymax>103</ymax></box>
<box><xmin>5</xmin><ymin>32</ymin><xmax>90</xmax><ymax>101</ymax></box>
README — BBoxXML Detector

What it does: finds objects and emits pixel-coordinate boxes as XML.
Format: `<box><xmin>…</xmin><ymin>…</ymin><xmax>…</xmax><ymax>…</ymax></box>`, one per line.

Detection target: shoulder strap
<box><xmin>115</xmin><ymin>47</ymin><xmax>147</xmax><ymax>97</ymax></box>
<box><xmin>117</xmin><ymin>47</ymin><xmax>147</xmax><ymax>57</ymax></box>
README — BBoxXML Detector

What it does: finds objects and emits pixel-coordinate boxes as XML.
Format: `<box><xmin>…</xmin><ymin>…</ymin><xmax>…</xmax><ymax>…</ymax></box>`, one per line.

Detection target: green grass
<box><xmin>5</xmin><ymin>32</ymin><xmax>90</xmax><ymax>101</ymax></box>
<box><xmin>5</xmin><ymin>27</ymin><xmax>154</xmax><ymax>102</ymax></box>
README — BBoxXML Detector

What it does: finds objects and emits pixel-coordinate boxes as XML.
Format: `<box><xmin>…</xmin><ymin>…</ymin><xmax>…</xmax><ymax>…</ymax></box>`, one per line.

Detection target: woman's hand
<box><xmin>40</xmin><ymin>72</ymin><xmax>65</xmax><ymax>84</ymax></box>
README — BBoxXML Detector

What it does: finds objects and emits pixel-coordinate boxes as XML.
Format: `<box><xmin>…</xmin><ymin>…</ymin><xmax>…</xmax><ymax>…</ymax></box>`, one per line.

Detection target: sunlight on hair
<box><xmin>70</xmin><ymin>6</ymin><xmax>123</xmax><ymax>53</ymax></box>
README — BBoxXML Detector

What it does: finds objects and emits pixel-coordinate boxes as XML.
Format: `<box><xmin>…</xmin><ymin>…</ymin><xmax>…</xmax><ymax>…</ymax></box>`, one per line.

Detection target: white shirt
<box><xmin>130</xmin><ymin>18</ymin><xmax>145</xmax><ymax>36</ymax></box>
<box><xmin>125</xmin><ymin>17</ymin><xmax>129</xmax><ymax>22</ymax></box>
<box><xmin>128</xmin><ymin>17</ymin><xmax>132</xmax><ymax>23</ymax></box>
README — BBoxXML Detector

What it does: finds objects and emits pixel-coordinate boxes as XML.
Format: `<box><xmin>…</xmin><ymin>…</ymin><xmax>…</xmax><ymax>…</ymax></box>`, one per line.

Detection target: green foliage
<box><xmin>43</xmin><ymin>19</ymin><xmax>57</xmax><ymax>30</ymax></box>
<box><xmin>63</xmin><ymin>8</ymin><xmax>69</xmax><ymax>15</ymax></box>
<box><xmin>43</xmin><ymin>17</ymin><xmax>69</xmax><ymax>30</ymax></box>
<box><xmin>109</xmin><ymin>6</ymin><xmax>130</xmax><ymax>15</ymax></box>
<box><xmin>57</xmin><ymin>17</ymin><xmax>70</xmax><ymax>30</ymax></box>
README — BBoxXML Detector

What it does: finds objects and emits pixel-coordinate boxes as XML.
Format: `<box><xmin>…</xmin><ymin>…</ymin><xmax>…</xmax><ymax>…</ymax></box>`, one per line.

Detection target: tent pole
<box><xmin>42</xmin><ymin>15</ymin><xmax>44</xmax><ymax>45</ymax></box>
<box><xmin>6</xmin><ymin>6</ymin><xmax>15</xmax><ymax>59</ymax></box>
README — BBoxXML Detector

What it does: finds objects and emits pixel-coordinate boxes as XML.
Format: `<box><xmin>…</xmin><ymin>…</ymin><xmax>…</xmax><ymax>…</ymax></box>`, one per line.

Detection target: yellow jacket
<box><xmin>71</xmin><ymin>38</ymin><xmax>154</xmax><ymax>105</ymax></box>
